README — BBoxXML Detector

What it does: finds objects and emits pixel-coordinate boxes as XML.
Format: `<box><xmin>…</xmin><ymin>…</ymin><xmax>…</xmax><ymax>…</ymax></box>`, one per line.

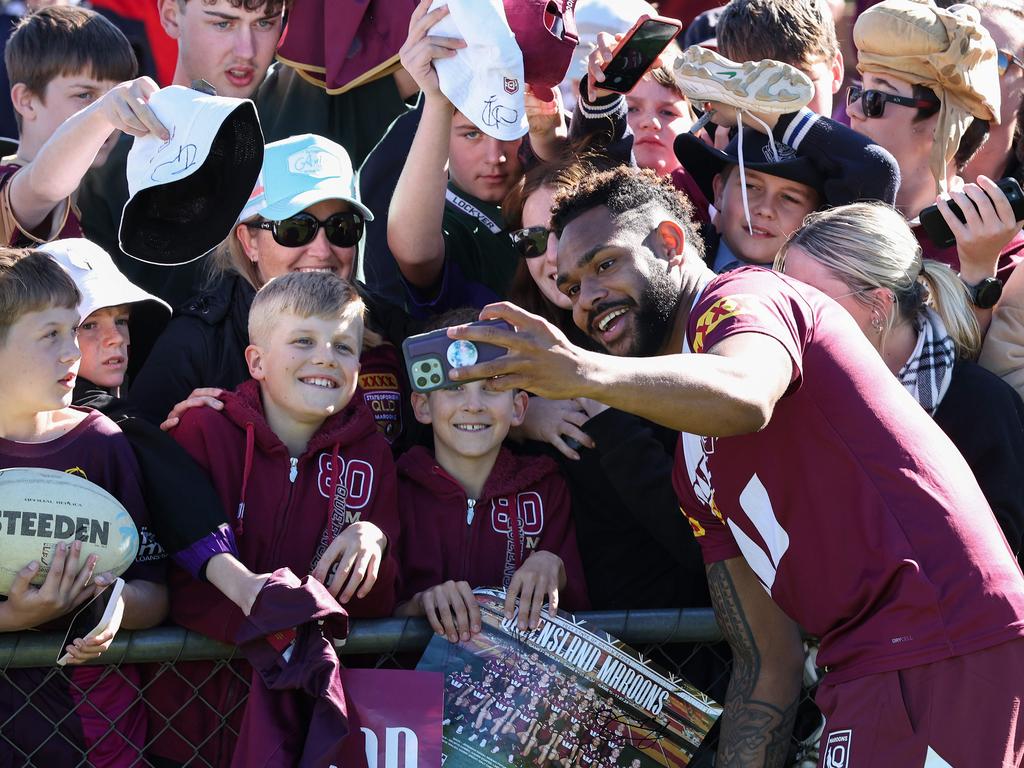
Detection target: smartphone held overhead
<box><xmin>600</xmin><ymin>15</ymin><xmax>682</xmax><ymax>94</ymax></box>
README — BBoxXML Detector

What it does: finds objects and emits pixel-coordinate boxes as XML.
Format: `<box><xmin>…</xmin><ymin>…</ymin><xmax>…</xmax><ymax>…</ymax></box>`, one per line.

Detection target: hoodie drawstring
<box><xmin>235</xmin><ymin>422</ymin><xmax>255</xmax><ymax>537</ymax></box>
<box><xmin>327</xmin><ymin>443</ymin><xmax>342</xmax><ymax>549</ymax></box>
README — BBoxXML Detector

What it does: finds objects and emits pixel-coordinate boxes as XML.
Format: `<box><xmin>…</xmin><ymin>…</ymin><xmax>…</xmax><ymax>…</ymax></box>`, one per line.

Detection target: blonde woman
<box><xmin>777</xmin><ymin>201</ymin><xmax>1024</xmax><ymax>564</ymax></box>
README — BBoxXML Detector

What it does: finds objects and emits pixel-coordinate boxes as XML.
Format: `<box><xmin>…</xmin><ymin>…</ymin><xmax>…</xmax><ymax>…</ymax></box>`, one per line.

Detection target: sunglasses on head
<box><xmin>846</xmin><ymin>84</ymin><xmax>940</xmax><ymax>118</ymax></box>
<box><xmin>246</xmin><ymin>211</ymin><xmax>364</xmax><ymax>248</ymax></box>
<box><xmin>509</xmin><ymin>226</ymin><xmax>550</xmax><ymax>258</ymax></box>
<box><xmin>999</xmin><ymin>49</ymin><xmax>1024</xmax><ymax>78</ymax></box>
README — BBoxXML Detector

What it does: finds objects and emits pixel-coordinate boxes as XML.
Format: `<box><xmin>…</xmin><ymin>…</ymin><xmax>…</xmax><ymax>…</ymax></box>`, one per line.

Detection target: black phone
<box><xmin>919</xmin><ymin>177</ymin><xmax>1024</xmax><ymax>248</ymax></box>
<box><xmin>600</xmin><ymin>15</ymin><xmax>682</xmax><ymax>95</ymax></box>
<box><xmin>402</xmin><ymin>320</ymin><xmax>513</xmax><ymax>394</ymax></box>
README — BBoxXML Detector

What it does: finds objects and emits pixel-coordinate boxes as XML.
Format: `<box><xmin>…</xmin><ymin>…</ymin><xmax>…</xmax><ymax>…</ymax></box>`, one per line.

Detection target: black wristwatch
<box><xmin>961</xmin><ymin>276</ymin><xmax>1003</xmax><ymax>309</ymax></box>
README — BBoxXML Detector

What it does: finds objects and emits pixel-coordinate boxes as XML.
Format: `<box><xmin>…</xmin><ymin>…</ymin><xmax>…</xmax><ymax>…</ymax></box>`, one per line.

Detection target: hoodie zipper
<box><xmin>288</xmin><ymin>457</ymin><xmax>298</xmax><ymax>483</ymax></box>
<box><xmin>460</xmin><ymin>498</ymin><xmax>477</xmax><ymax>580</ymax></box>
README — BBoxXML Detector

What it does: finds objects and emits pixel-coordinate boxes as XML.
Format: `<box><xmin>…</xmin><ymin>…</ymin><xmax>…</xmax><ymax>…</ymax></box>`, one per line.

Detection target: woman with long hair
<box><xmin>777</xmin><ymin>202</ymin><xmax>1024</xmax><ymax>564</ymax></box>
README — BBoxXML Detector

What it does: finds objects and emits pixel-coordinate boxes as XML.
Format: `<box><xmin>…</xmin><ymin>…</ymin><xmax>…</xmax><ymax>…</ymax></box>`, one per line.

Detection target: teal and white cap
<box><xmin>237</xmin><ymin>134</ymin><xmax>374</xmax><ymax>224</ymax></box>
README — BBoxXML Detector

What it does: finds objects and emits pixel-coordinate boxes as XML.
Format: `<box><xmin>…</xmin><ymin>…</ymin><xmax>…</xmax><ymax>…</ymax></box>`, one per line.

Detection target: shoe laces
<box><xmin>735</xmin><ymin>108</ymin><xmax>779</xmax><ymax>236</ymax></box>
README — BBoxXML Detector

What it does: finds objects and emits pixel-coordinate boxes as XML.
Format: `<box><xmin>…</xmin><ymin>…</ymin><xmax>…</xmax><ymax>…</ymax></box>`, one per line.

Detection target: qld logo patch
<box><xmin>503</xmin><ymin>76</ymin><xmax>520</xmax><ymax>94</ymax></box>
<box><xmin>823</xmin><ymin>729</ymin><xmax>852</xmax><ymax>768</ymax></box>
<box><xmin>360</xmin><ymin>373</ymin><xmax>402</xmax><ymax>443</ymax></box>
<box><xmin>692</xmin><ymin>297</ymin><xmax>744</xmax><ymax>352</ymax></box>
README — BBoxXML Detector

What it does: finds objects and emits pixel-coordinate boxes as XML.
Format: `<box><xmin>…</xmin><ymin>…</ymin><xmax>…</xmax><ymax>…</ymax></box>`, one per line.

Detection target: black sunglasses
<box><xmin>509</xmin><ymin>226</ymin><xmax>550</xmax><ymax>258</ymax></box>
<box><xmin>246</xmin><ymin>211</ymin><xmax>364</xmax><ymax>248</ymax></box>
<box><xmin>846</xmin><ymin>84</ymin><xmax>940</xmax><ymax>118</ymax></box>
<box><xmin>999</xmin><ymin>49</ymin><xmax>1024</xmax><ymax>78</ymax></box>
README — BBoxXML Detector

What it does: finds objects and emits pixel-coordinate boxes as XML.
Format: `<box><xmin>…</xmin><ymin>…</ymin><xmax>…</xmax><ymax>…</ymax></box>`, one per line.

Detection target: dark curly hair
<box><xmin>550</xmin><ymin>166</ymin><xmax>705</xmax><ymax>260</ymax></box>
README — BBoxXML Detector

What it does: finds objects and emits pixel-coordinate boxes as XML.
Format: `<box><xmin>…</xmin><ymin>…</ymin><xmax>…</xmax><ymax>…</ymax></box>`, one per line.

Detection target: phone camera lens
<box><xmin>430</xmin><ymin>374</ymin><xmax>441</xmax><ymax>384</ymax></box>
<box><xmin>419</xmin><ymin>363</ymin><xmax>432</xmax><ymax>373</ymax></box>
<box><xmin>416</xmin><ymin>377</ymin><xmax>427</xmax><ymax>387</ymax></box>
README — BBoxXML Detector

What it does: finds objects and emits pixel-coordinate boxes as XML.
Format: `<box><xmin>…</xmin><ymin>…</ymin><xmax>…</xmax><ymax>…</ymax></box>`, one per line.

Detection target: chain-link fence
<box><xmin>0</xmin><ymin>609</ymin><xmax>824</xmax><ymax>767</ymax></box>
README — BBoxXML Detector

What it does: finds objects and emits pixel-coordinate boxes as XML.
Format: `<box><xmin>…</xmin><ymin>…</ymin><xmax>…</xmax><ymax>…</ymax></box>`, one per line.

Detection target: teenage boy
<box><xmin>77</xmin><ymin>0</ymin><xmax>415</xmax><ymax>308</ymax></box>
<box><xmin>145</xmin><ymin>271</ymin><xmax>400</xmax><ymax>767</ymax></box>
<box><xmin>672</xmin><ymin>47</ymin><xmax>901</xmax><ymax>271</ymax></box>
<box><xmin>0</xmin><ymin>249</ymin><xmax>167</xmax><ymax>767</ymax></box>
<box><xmin>385</xmin><ymin>2</ymin><xmax>526</xmax><ymax>315</ymax></box>
<box><xmin>395</xmin><ymin>309</ymin><xmax>587</xmax><ymax>643</ymax></box>
<box><xmin>2</xmin><ymin>6</ymin><xmax>167</xmax><ymax>247</ymax></box>
<box><xmin>716</xmin><ymin>0</ymin><xmax>845</xmax><ymax>118</ymax></box>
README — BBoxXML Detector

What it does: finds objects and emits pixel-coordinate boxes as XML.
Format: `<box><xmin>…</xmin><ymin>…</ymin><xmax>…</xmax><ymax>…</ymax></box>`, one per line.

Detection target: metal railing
<box><xmin>0</xmin><ymin>610</ymin><xmax>823</xmax><ymax>767</ymax></box>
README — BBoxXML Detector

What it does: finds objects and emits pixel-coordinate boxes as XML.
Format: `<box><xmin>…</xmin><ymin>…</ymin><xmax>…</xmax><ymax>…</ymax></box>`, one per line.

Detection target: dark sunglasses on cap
<box><xmin>999</xmin><ymin>49</ymin><xmax>1024</xmax><ymax>78</ymax></box>
<box><xmin>846</xmin><ymin>84</ymin><xmax>940</xmax><ymax>119</ymax></box>
<box><xmin>246</xmin><ymin>211</ymin><xmax>364</xmax><ymax>248</ymax></box>
<box><xmin>509</xmin><ymin>226</ymin><xmax>550</xmax><ymax>258</ymax></box>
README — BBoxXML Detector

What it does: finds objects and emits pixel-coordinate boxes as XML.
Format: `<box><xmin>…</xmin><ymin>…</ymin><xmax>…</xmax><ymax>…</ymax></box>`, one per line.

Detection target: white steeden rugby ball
<box><xmin>0</xmin><ymin>467</ymin><xmax>139</xmax><ymax>595</ymax></box>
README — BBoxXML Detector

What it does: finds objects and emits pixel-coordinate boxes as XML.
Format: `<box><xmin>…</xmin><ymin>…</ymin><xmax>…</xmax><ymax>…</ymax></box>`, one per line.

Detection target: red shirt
<box><xmin>0</xmin><ymin>162</ymin><xmax>83</xmax><ymax>246</ymax></box>
<box><xmin>673</xmin><ymin>267</ymin><xmax>1024</xmax><ymax>683</ymax></box>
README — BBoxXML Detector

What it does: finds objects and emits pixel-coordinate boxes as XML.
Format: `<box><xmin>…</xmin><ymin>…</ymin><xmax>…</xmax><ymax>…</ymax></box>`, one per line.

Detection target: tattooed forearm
<box><xmin>708</xmin><ymin>561</ymin><xmax>801</xmax><ymax>768</ymax></box>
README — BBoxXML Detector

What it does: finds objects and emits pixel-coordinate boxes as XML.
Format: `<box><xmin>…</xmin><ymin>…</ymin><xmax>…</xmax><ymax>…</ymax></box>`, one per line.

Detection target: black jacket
<box><xmin>554</xmin><ymin>408</ymin><xmax>710</xmax><ymax>611</ymax></box>
<box><xmin>74</xmin><ymin>381</ymin><xmax>227</xmax><ymax>557</ymax></box>
<box><xmin>934</xmin><ymin>359</ymin><xmax>1024</xmax><ymax>568</ymax></box>
<box><xmin>127</xmin><ymin>273</ymin><xmax>255</xmax><ymax>427</ymax></box>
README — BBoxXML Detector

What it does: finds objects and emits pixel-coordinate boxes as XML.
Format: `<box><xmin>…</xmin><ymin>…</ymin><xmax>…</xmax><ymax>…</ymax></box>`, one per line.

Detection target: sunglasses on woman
<box><xmin>999</xmin><ymin>49</ymin><xmax>1024</xmax><ymax>78</ymax></box>
<box><xmin>846</xmin><ymin>84</ymin><xmax>940</xmax><ymax>119</ymax></box>
<box><xmin>246</xmin><ymin>211</ymin><xmax>365</xmax><ymax>248</ymax></box>
<box><xmin>509</xmin><ymin>226</ymin><xmax>550</xmax><ymax>258</ymax></box>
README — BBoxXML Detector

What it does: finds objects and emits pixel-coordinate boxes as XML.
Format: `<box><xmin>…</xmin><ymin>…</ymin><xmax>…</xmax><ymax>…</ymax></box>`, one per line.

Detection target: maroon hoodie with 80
<box><xmin>397</xmin><ymin>445</ymin><xmax>589</xmax><ymax>611</ymax></box>
<box><xmin>146</xmin><ymin>378</ymin><xmax>399</xmax><ymax>767</ymax></box>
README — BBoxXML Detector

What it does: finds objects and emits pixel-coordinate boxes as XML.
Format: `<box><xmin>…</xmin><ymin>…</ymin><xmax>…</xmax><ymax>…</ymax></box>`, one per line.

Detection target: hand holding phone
<box><xmin>920</xmin><ymin>177</ymin><xmax>1024</xmax><ymax>248</ymax></box>
<box><xmin>597</xmin><ymin>15</ymin><xmax>682</xmax><ymax>95</ymax></box>
<box><xmin>402</xmin><ymin>319</ymin><xmax>514</xmax><ymax>393</ymax></box>
<box><xmin>57</xmin><ymin>577</ymin><xmax>125</xmax><ymax>666</ymax></box>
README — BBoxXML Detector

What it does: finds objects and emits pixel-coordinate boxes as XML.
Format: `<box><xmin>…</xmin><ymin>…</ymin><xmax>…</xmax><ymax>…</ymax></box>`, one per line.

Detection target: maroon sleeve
<box><xmin>339</xmin><ymin>436</ymin><xmax>399</xmax><ymax>618</ymax></box>
<box><xmin>688</xmin><ymin>268</ymin><xmax>814</xmax><ymax>388</ymax></box>
<box><xmin>535</xmin><ymin>472</ymin><xmax>590</xmax><ymax>612</ymax></box>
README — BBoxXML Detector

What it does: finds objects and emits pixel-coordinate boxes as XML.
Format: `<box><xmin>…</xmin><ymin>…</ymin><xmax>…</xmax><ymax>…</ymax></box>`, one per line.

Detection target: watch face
<box><xmin>976</xmin><ymin>278</ymin><xmax>1003</xmax><ymax>309</ymax></box>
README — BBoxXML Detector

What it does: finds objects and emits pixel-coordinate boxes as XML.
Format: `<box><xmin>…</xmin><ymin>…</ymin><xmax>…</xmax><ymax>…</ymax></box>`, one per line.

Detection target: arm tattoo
<box><xmin>707</xmin><ymin>561</ymin><xmax>799</xmax><ymax>768</ymax></box>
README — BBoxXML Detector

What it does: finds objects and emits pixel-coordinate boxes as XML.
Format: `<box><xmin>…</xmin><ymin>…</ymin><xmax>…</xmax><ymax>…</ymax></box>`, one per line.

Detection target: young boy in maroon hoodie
<box><xmin>146</xmin><ymin>272</ymin><xmax>400</xmax><ymax>767</ymax></box>
<box><xmin>395</xmin><ymin>309</ymin><xmax>587</xmax><ymax>644</ymax></box>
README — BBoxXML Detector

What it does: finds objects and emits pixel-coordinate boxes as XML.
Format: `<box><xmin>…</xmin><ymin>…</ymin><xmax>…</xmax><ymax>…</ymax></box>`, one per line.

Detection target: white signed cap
<box><xmin>428</xmin><ymin>0</ymin><xmax>528</xmax><ymax>142</ymax></box>
<box><xmin>120</xmin><ymin>85</ymin><xmax>264</xmax><ymax>266</ymax></box>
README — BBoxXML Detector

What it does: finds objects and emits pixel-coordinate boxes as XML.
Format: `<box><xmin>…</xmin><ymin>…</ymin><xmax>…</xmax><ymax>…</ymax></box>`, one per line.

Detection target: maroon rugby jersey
<box><xmin>673</xmin><ymin>267</ymin><xmax>1024</xmax><ymax>683</ymax></box>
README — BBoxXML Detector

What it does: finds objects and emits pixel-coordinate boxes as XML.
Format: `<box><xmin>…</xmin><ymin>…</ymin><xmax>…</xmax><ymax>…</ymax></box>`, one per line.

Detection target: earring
<box><xmin>871</xmin><ymin>312</ymin><xmax>884</xmax><ymax>333</ymax></box>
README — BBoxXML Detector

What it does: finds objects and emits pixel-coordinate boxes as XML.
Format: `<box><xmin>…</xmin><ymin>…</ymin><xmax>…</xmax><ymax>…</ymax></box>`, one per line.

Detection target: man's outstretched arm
<box><xmin>707</xmin><ymin>558</ymin><xmax>803</xmax><ymax>767</ymax></box>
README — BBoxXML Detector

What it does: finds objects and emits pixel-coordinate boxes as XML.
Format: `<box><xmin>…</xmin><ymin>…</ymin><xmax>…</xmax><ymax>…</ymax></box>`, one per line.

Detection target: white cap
<box><xmin>237</xmin><ymin>134</ymin><xmax>373</xmax><ymax>224</ymax></box>
<box><xmin>121</xmin><ymin>85</ymin><xmax>263</xmax><ymax>266</ymax></box>
<box><xmin>428</xmin><ymin>0</ymin><xmax>529</xmax><ymax>141</ymax></box>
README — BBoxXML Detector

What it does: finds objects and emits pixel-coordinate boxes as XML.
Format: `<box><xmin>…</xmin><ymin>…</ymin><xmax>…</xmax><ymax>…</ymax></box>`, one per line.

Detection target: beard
<box><xmin>626</xmin><ymin>266</ymin><xmax>680</xmax><ymax>357</ymax></box>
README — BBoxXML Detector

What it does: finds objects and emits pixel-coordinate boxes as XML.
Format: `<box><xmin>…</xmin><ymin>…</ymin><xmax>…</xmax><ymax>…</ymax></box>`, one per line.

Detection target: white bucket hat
<box><xmin>40</xmin><ymin>238</ymin><xmax>172</xmax><ymax>380</ymax></box>
<box><xmin>39</xmin><ymin>238</ymin><xmax>171</xmax><ymax>323</ymax></box>
<box><xmin>428</xmin><ymin>0</ymin><xmax>529</xmax><ymax>141</ymax></box>
<box><xmin>120</xmin><ymin>85</ymin><xmax>264</xmax><ymax>266</ymax></box>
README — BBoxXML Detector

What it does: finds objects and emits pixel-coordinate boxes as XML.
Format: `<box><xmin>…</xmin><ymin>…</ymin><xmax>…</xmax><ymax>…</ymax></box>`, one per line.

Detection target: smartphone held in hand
<box><xmin>919</xmin><ymin>177</ymin><xmax>1024</xmax><ymax>248</ymax></box>
<box><xmin>57</xmin><ymin>577</ymin><xmax>125</xmax><ymax>666</ymax></box>
<box><xmin>599</xmin><ymin>15</ymin><xmax>682</xmax><ymax>95</ymax></box>
<box><xmin>402</xmin><ymin>319</ymin><xmax>513</xmax><ymax>393</ymax></box>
